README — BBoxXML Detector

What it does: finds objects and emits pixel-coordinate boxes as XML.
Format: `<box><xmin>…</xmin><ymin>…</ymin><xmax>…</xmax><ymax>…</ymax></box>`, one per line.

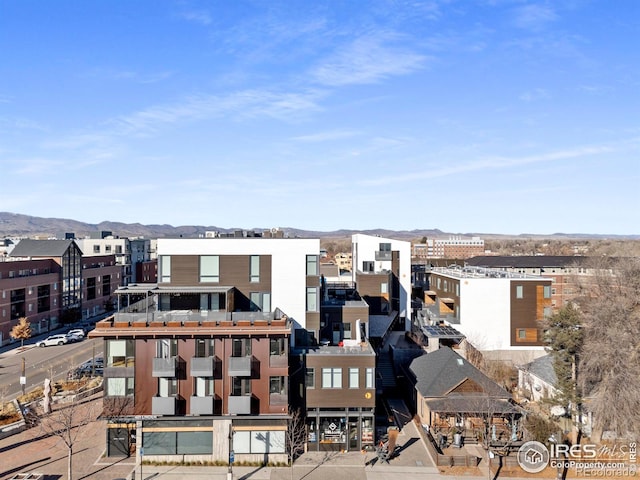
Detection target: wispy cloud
<box><xmin>358</xmin><ymin>144</ymin><xmax>614</xmax><ymax>187</ymax></box>
<box><xmin>311</xmin><ymin>33</ymin><xmax>429</xmax><ymax>86</ymax></box>
<box><xmin>179</xmin><ymin>10</ymin><xmax>212</xmax><ymax>26</ymax></box>
<box><xmin>519</xmin><ymin>88</ymin><xmax>550</xmax><ymax>102</ymax></box>
<box><xmin>512</xmin><ymin>4</ymin><xmax>558</xmax><ymax>31</ymax></box>
<box><xmin>83</xmin><ymin>68</ymin><xmax>173</xmax><ymax>84</ymax></box>
<box><xmin>111</xmin><ymin>89</ymin><xmax>325</xmax><ymax>135</ymax></box>
<box><xmin>291</xmin><ymin>130</ymin><xmax>361</xmax><ymax>142</ymax></box>
<box><xmin>12</xmin><ymin>158</ymin><xmax>65</xmax><ymax>175</ymax></box>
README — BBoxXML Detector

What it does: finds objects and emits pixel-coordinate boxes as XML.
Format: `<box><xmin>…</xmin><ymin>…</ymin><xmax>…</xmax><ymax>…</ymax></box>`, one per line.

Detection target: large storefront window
<box><xmin>319</xmin><ymin>417</ymin><xmax>346</xmax><ymax>446</ymax></box>
<box><xmin>233</xmin><ymin>429</ymin><xmax>285</xmax><ymax>454</ymax></box>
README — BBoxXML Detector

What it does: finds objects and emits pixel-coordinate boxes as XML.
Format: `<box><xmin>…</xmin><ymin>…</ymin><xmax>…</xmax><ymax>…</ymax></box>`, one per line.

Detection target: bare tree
<box><xmin>577</xmin><ymin>257</ymin><xmax>640</xmax><ymax>441</ymax></box>
<box><xmin>38</xmin><ymin>396</ymin><xmax>96</xmax><ymax>480</ymax></box>
<box><xmin>286</xmin><ymin>408</ymin><xmax>307</xmax><ymax>480</ymax></box>
<box><xmin>10</xmin><ymin>316</ymin><xmax>32</xmax><ymax>347</ymax></box>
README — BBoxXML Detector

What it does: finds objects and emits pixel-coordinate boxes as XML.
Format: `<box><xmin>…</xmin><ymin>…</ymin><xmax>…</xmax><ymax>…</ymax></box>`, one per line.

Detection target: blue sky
<box><xmin>1</xmin><ymin>1</ymin><xmax>638</xmax><ymax>235</ymax></box>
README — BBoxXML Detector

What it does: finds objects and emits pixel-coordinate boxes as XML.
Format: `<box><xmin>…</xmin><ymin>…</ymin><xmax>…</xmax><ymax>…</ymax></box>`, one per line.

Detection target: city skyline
<box><xmin>1</xmin><ymin>1</ymin><xmax>638</xmax><ymax>235</ymax></box>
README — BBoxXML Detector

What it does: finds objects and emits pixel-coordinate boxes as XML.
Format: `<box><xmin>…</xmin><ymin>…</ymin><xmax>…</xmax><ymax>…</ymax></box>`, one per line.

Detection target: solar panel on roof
<box><xmin>422</xmin><ymin>325</ymin><xmax>464</xmax><ymax>338</ymax></box>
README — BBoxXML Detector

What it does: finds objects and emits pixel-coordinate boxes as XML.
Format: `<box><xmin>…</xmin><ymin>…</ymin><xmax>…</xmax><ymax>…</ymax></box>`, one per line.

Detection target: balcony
<box><xmin>190</xmin><ymin>396</ymin><xmax>215</xmax><ymax>415</ymax></box>
<box><xmin>228</xmin><ymin>356</ymin><xmax>252</xmax><ymax>377</ymax></box>
<box><xmin>190</xmin><ymin>356</ymin><xmax>214</xmax><ymax>377</ymax></box>
<box><xmin>228</xmin><ymin>395</ymin><xmax>252</xmax><ymax>415</ymax></box>
<box><xmin>269</xmin><ymin>392</ymin><xmax>287</xmax><ymax>406</ymax></box>
<box><xmin>375</xmin><ymin>251</ymin><xmax>392</xmax><ymax>261</ymax></box>
<box><xmin>152</xmin><ymin>357</ymin><xmax>177</xmax><ymax>377</ymax></box>
<box><xmin>152</xmin><ymin>396</ymin><xmax>176</xmax><ymax>415</ymax></box>
<box><xmin>269</xmin><ymin>354</ymin><xmax>288</xmax><ymax>368</ymax></box>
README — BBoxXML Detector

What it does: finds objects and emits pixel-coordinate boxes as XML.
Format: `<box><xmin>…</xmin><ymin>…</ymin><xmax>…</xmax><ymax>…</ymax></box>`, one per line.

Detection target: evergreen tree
<box><xmin>545</xmin><ymin>303</ymin><xmax>583</xmax><ymax>421</ymax></box>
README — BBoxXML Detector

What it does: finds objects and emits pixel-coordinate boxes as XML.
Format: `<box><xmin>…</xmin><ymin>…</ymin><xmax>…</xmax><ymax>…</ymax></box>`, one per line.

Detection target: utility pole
<box><xmin>228</xmin><ymin>424</ymin><xmax>234</xmax><ymax>480</ymax></box>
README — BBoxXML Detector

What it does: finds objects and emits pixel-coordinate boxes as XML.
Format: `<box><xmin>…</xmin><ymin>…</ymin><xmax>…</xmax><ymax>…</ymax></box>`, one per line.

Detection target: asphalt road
<box><xmin>0</xmin><ymin>336</ymin><xmax>103</xmax><ymax>401</ymax></box>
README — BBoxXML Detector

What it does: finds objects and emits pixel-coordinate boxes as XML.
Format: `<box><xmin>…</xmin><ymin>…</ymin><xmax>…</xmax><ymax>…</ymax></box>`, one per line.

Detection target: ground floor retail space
<box><xmin>306</xmin><ymin>407</ymin><xmax>375</xmax><ymax>452</ymax></box>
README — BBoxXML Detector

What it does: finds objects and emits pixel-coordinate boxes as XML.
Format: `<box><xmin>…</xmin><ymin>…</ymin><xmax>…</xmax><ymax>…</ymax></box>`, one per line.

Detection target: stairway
<box><xmin>376</xmin><ymin>351</ymin><xmax>397</xmax><ymax>389</ymax></box>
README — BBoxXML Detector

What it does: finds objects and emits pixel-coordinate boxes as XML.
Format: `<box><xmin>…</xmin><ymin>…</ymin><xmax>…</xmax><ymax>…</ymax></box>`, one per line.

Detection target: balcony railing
<box><xmin>190</xmin><ymin>357</ymin><xmax>214</xmax><ymax>377</ymax></box>
<box><xmin>152</xmin><ymin>357</ymin><xmax>177</xmax><ymax>377</ymax></box>
<box><xmin>114</xmin><ymin>307</ymin><xmax>289</xmax><ymax>326</ymax></box>
<box><xmin>190</xmin><ymin>396</ymin><xmax>215</xmax><ymax>415</ymax></box>
<box><xmin>269</xmin><ymin>354</ymin><xmax>288</xmax><ymax>368</ymax></box>
<box><xmin>228</xmin><ymin>356</ymin><xmax>252</xmax><ymax>377</ymax></box>
<box><xmin>375</xmin><ymin>251</ymin><xmax>392</xmax><ymax>261</ymax></box>
<box><xmin>228</xmin><ymin>395</ymin><xmax>252</xmax><ymax>415</ymax></box>
<box><xmin>152</xmin><ymin>396</ymin><xmax>176</xmax><ymax>415</ymax></box>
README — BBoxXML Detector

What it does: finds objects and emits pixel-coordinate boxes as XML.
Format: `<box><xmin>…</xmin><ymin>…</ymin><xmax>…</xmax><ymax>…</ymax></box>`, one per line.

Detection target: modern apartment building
<box><xmin>90</xmin><ymin>235</ymin><xmax>321</xmax><ymax>463</ymax></box>
<box><xmin>0</xmin><ymin>239</ymin><xmax>121</xmax><ymax>343</ymax></box>
<box><xmin>424</xmin><ymin>265</ymin><xmax>552</xmax><ymax>356</ymax></box>
<box><xmin>0</xmin><ymin>257</ymin><xmax>60</xmax><ymax>343</ymax></box>
<box><xmin>465</xmin><ymin>255</ymin><xmax>605</xmax><ymax>312</ymax></box>
<box><xmin>75</xmin><ymin>233</ymin><xmax>153</xmax><ymax>286</ymax></box>
<box><xmin>351</xmin><ymin>234</ymin><xmax>411</xmax><ymax>330</ymax></box>
<box><xmin>412</xmin><ymin>236</ymin><xmax>485</xmax><ymax>260</ymax></box>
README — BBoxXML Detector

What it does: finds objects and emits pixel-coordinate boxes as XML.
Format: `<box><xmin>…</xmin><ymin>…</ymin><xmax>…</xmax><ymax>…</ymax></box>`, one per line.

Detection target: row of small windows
<box><xmin>159</xmin><ymin>254</ymin><xmax>320</xmax><ymax>284</ymax></box>
<box><xmin>106</xmin><ymin>338</ymin><xmax>286</xmax><ymax>361</ymax></box>
<box><xmin>306</xmin><ymin>367</ymin><xmax>374</xmax><ymax>389</ymax></box>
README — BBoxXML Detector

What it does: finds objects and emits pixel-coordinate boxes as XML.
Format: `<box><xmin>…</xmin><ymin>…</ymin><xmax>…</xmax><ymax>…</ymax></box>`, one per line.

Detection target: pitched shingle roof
<box><xmin>521</xmin><ymin>354</ymin><xmax>557</xmax><ymax>387</ymax></box>
<box><xmin>9</xmin><ymin>239</ymin><xmax>75</xmax><ymax>257</ymax></box>
<box><xmin>409</xmin><ymin>346</ymin><xmax>510</xmax><ymax>399</ymax></box>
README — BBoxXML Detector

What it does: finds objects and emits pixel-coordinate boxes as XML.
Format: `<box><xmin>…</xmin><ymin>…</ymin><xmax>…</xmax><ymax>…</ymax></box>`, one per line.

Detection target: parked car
<box><xmin>36</xmin><ymin>334</ymin><xmax>69</xmax><ymax>347</ymax></box>
<box><xmin>65</xmin><ymin>332</ymin><xmax>83</xmax><ymax>343</ymax></box>
<box><xmin>68</xmin><ymin>328</ymin><xmax>85</xmax><ymax>338</ymax></box>
<box><xmin>68</xmin><ymin>364</ymin><xmax>103</xmax><ymax>380</ymax></box>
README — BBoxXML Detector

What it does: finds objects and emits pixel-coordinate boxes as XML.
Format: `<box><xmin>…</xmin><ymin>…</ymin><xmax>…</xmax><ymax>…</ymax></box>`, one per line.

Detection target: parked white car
<box><xmin>68</xmin><ymin>328</ymin><xmax>85</xmax><ymax>338</ymax></box>
<box><xmin>36</xmin><ymin>334</ymin><xmax>69</xmax><ymax>347</ymax></box>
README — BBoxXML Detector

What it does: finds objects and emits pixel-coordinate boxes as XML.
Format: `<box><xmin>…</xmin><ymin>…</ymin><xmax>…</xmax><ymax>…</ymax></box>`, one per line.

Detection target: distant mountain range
<box><xmin>0</xmin><ymin>212</ymin><xmax>637</xmax><ymax>240</ymax></box>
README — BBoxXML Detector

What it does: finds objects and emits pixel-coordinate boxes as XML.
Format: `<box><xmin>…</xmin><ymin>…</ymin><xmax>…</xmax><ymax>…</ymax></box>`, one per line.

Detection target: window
<box><xmin>102</xmin><ymin>275</ymin><xmax>111</xmax><ymax>297</ymax></box>
<box><xmin>200</xmin><ymin>255</ymin><xmax>219</xmax><ymax>283</ymax></box>
<box><xmin>270</xmin><ymin>376</ymin><xmax>286</xmax><ymax>395</ymax></box>
<box><xmin>349</xmin><ymin>368</ymin><xmax>359</xmax><ymax>388</ymax></box>
<box><xmin>107</xmin><ymin>340</ymin><xmax>135</xmax><ymax>367</ymax></box>
<box><xmin>115</xmin><ymin>245</ymin><xmax>123</xmax><ymax>254</ymax></box>
<box><xmin>159</xmin><ymin>256</ymin><xmax>171</xmax><ymax>283</ymax></box>
<box><xmin>306</xmin><ymin>287</ymin><xmax>318</xmax><ymax>312</ymax></box>
<box><xmin>250</xmin><ymin>292</ymin><xmax>271</xmax><ymax>312</ymax></box>
<box><xmin>232</xmin><ymin>338</ymin><xmax>251</xmax><ymax>357</ymax></box>
<box><xmin>543</xmin><ymin>285</ymin><xmax>551</xmax><ymax>298</ymax></box>
<box><xmin>516</xmin><ymin>285</ymin><xmax>524</xmax><ymax>299</ymax></box>
<box><xmin>270</xmin><ymin>338</ymin><xmax>286</xmax><ymax>356</ymax></box>
<box><xmin>343</xmin><ymin>323</ymin><xmax>352</xmax><ymax>339</ymax></box>
<box><xmin>365</xmin><ymin>368</ymin><xmax>374</xmax><ymax>388</ymax></box>
<box><xmin>250</xmin><ymin>255</ymin><xmax>260</xmax><ymax>283</ymax></box>
<box><xmin>93</xmin><ymin>245</ymin><xmax>100</xmax><ymax>254</ymax></box>
<box><xmin>232</xmin><ymin>377</ymin><xmax>251</xmax><ymax>396</ymax></box>
<box><xmin>518</xmin><ymin>329</ymin><xmax>526</xmax><ymax>339</ymax></box>
<box><xmin>306</xmin><ymin>255</ymin><xmax>318</xmax><ymax>276</ymax></box>
<box><xmin>305</xmin><ymin>368</ymin><xmax>315</xmax><ymax>388</ymax></box>
<box><xmin>233</xmin><ymin>430</ymin><xmax>285</xmax><ymax>454</ymax></box>
<box><xmin>143</xmin><ymin>431</ymin><xmax>213</xmax><ymax>455</ymax></box>
<box><xmin>362</xmin><ymin>261</ymin><xmax>374</xmax><ymax>272</ymax></box>
<box><xmin>86</xmin><ymin>277</ymin><xmax>96</xmax><ymax>300</ymax></box>
<box><xmin>194</xmin><ymin>377</ymin><xmax>214</xmax><ymax>397</ymax></box>
<box><xmin>107</xmin><ymin>377</ymin><xmax>134</xmax><ymax>397</ymax></box>
<box><xmin>105</xmin><ymin>245</ymin><xmax>112</xmax><ymax>253</ymax></box>
<box><xmin>379</xmin><ymin>242</ymin><xmax>391</xmax><ymax>252</ymax></box>
<box><xmin>322</xmin><ymin>367</ymin><xmax>342</xmax><ymax>389</ymax></box>
<box><xmin>156</xmin><ymin>339</ymin><xmax>177</xmax><ymax>358</ymax></box>
<box><xmin>158</xmin><ymin>378</ymin><xmax>178</xmax><ymax>397</ymax></box>
<box><xmin>381</xmin><ymin>283</ymin><xmax>388</xmax><ymax>294</ymax></box>
<box><xmin>195</xmin><ymin>338</ymin><xmax>214</xmax><ymax>357</ymax></box>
